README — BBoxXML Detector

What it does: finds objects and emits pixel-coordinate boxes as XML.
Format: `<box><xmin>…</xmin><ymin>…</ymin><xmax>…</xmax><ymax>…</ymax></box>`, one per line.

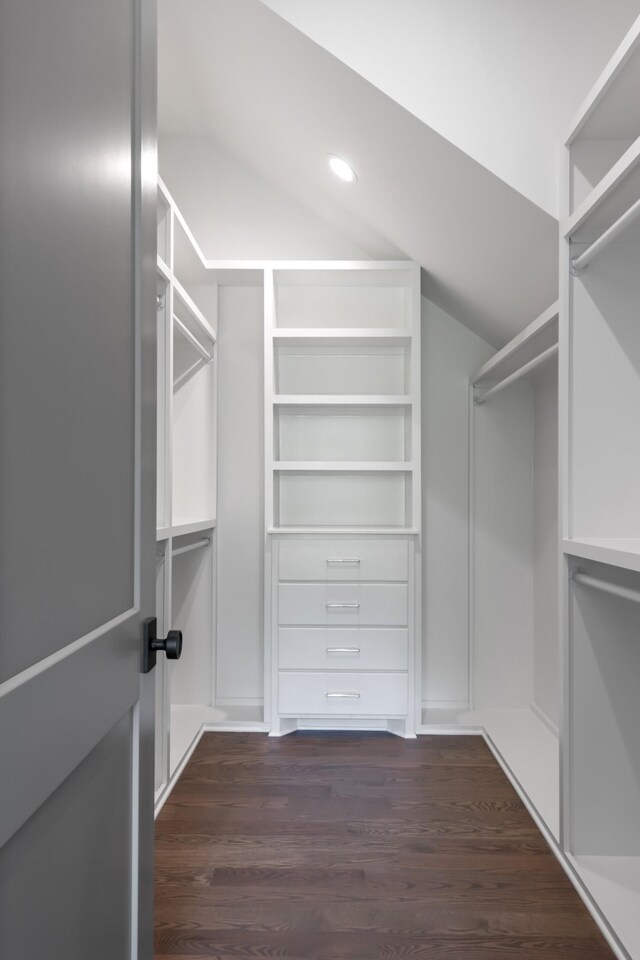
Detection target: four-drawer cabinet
<box><xmin>268</xmin><ymin>537</ymin><xmax>417</xmax><ymax>737</ymax></box>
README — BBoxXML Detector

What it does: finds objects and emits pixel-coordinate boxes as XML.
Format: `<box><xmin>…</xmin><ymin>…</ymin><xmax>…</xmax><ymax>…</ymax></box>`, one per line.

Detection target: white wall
<box><xmin>533</xmin><ymin>362</ymin><xmax>560</xmax><ymax>729</ymax></box>
<box><xmin>422</xmin><ymin>298</ymin><xmax>493</xmax><ymax>709</ymax></box>
<box><xmin>262</xmin><ymin>0</ymin><xmax>640</xmax><ymax>216</ymax></box>
<box><xmin>159</xmin><ymin>135</ymin><xmax>368</xmax><ymax>260</ymax></box>
<box><xmin>215</xmin><ymin>285</ymin><xmax>265</xmax><ymax>704</ymax></box>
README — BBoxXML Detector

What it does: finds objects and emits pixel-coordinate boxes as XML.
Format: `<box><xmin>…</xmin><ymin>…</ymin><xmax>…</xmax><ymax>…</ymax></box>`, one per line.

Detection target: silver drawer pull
<box><xmin>326</xmin><ymin>557</ymin><xmax>360</xmax><ymax>564</ymax></box>
<box><xmin>325</xmin><ymin>602</ymin><xmax>360</xmax><ymax>609</ymax></box>
<box><xmin>326</xmin><ymin>647</ymin><xmax>360</xmax><ymax>654</ymax></box>
<box><xmin>326</xmin><ymin>692</ymin><xmax>360</xmax><ymax>699</ymax></box>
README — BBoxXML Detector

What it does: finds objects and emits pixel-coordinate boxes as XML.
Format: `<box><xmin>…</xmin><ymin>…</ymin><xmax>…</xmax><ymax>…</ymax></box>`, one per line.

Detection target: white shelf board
<box><xmin>272</xmin><ymin>328</ymin><xmax>412</xmax><ymax>346</ymax></box>
<box><xmin>564</xmin><ymin>136</ymin><xmax>640</xmax><ymax>241</ymax></box>
<box><xmin>273</xmin><ymin>395</ymin><xmax>412</xmax><ymax>406</ymax></box>
<box><xmin>268</xmin><ymin>526</ymin><xmax>420</xmax><ymax>536</ymax></box>
<box><xmin>273</xmin><ymin>461</ymin><xmax>413</xmax><ymax>472</ymax></box>
<box><xmin>565</xmin><ymin>13</ymin><xmax>640</xmax><ymax>144</ymax></box>
<box><xmin>156</xmin><ymin>518</ymin><xmax>217</xmax><ymax>541</ymax></box>
<box><xmin>472</xmin><ymin>301</ymin><xmax>559</xmax><ymax>387</ymax></box>
<box><xmin>421</xmin><ymin>707</ymin><xmax>559</xmax><ymax>841</ymax></box>
<box><xmin>173</xmin><ymin>275</ymin><xmax>217</xmax><ymax>344</ymax></box>
<box><xmin>157</xmin><ymin>256</ymin><xmax>171</xmax><ymax>283</ymax></box>
<box><xmin>562</xmin><ymin>537</ymin><xmax>640</xmax><ymax>573</ymax></box>
<box><xmin>570</xmin><ymin>854</ymin><xmax>640</xmax><ymax>960</ymax></box>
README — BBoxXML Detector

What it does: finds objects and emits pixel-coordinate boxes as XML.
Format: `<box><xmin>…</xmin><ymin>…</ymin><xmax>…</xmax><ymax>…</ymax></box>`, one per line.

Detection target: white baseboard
<box><xmin>215</xmin><ymin>696</ymin><xmax>264</xmax><ymax>707</ymax></box>
<box><xmin>530</xmin><ymin>700</ymin><xmax>559</xmax><ymax>737</ymax></box>
<box><xmin>421</xmin><ymin>699</ymin><xmax>470</xmax><ymax>711</ymax></box>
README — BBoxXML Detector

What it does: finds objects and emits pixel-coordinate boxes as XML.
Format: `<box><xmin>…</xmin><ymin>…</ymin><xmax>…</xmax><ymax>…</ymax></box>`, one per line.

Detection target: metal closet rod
<box><xmin>173</xmin><ymin>314</ymin><xmax>214</xmax><ymax>364</ymax></box>
<box><xmin>474</xmin><ymin>343</ymin><xmax>558</xmax><ymax>405</ymax></box>
<box><xmin>172</xmin><ymin>537</ymin><xmax>211</xmax><ymax>559</ymax></box>
<box><xmin>572</xmin><ymin>196</ymin><xmax>640</xmax><ymax>274</ymax></box>
<box><xmin>571</xmin><ymin>570</ymin><xmax>640</xmax><ymax>605</ymax></box>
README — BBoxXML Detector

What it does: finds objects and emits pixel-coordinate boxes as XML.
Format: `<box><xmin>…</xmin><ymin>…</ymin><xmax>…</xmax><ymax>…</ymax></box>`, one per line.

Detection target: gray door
<box><xmin>0</xmin><ymin>1</ymin><xmax>157</xmax><ymax>958</ymax></box>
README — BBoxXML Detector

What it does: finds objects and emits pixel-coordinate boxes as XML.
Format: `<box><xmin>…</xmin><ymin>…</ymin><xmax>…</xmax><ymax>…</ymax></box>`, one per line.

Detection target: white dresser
<box><xmin>263</xmin><ymin>262</ymin><xmax>421</xmax><ymax>737</ymax></box>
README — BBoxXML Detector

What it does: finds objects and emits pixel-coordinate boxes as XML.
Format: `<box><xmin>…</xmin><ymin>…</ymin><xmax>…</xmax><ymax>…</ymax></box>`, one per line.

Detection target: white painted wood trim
<box><xmin>472</xmin><ymin>300</ymin><xmax>559</xmax><ymax>385</ymax></box>
<box><xmin>563</xmin><ymin>135</ymin><xmax>640</xmax><ymax>239</ymax></box>
<box><xmin>564</xmin><ymin>13</ymin><xmax>640</xmax><ymax>145</ymax></box>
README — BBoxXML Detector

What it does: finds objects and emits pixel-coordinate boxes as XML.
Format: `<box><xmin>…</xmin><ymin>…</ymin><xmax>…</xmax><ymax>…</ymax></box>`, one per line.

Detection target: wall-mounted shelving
<box><xmin>264</xmin><ymin>262</ymin><xmax>421</xmax><ymax>739</ymax></box>
<box><xmin>562</xmin><ymin>16</ymin><xmax>640</xmax><ymax>960</ymax></box>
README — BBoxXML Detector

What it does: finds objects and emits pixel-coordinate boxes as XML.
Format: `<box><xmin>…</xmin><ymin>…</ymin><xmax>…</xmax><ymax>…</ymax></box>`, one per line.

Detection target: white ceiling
<box><xmin>159</xmin><ymin>0</ymin><xmax>560</xmax><ymax>346</ymax></box>
<box><xmin>261</xmin><ymin>0</ymin><xmax>640</xmax><ymax>218</ymax></box>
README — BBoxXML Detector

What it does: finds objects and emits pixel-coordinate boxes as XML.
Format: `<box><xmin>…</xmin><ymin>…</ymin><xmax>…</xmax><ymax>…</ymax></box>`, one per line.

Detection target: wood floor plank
<box><xmin>155</xmin><ymin>733</ymin><xmax>613</xmax><ymax>960</ymax></box>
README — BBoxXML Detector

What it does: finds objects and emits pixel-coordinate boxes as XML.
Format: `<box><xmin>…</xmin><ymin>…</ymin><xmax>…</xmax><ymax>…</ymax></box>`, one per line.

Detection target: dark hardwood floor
<box><xmin>155</xmin><ymin>732</ymin><xmax>613</xmax><ymax>959</ymax></box>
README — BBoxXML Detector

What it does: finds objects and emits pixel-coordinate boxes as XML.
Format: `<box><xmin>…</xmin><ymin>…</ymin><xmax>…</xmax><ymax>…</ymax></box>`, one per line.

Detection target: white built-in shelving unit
<box><xmin>422</xmin><ymin>302</ymin><xmax>561</xmax><ymax>841</ymax></box>
<box><xmin>155</xmin><ymin>179</ymin><xmax>218</xmax><ymax>800</ymax></box>
<box><xmin>264</xmin><ymin>263</ymin><xmax>422</xmax><ymax>736</ymax></box>
<box><xmin>561</xmin><ymin>15</ymin><xmax>640</xmax><ymax>960</ymax></box>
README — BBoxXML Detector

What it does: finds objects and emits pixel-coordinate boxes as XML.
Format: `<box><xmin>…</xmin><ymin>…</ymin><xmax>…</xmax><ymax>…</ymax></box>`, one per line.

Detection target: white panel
<box><xmin>422</xmin><ymin>299</ymin><xmax>493</xmax><ymax>705</ymax></box>
<box><xmin>473</xmin><ymin>382</ymin><xmax>534</xmax><ymax>710</ymax></box>
<box><xmin>277</xmin><ymin>408</ymin><xmax>408</xmax><ymax>462</ymax></box>
<box><xmin>533</xmin><ymin>364</ymin><xmax>560</xmax><ymax>728</ymax></box>
<box><xmin>279</xmin><ymin>538</ymin><xmax>408</xmax><ymax>582</ymax></box>
<box><xmin>276</xmin><ymin>344</ymin><xmax>408</xmax><ymax>395</ymax></box>
<box><xmin>216</xmin><ymin>286</ymin><xmax>265</xmax><ymax>702</ymax></box>
<box><xmin>278</xmin><ymin>582</ymin><xmax>407</xmax><ymax>626</ymax></box>
<box><xmin>275</xmin><ymin>284</ymin><xmax>407</xmax><ymax>328</ymax></box>
<box><xmin>170</xmin><ymin>540</ymin><xmax>213</xmax><ymax>706</ymax></box>
<box><xmin>278</xmin><ymin>473</ymin><xmax>408</xmax><ymax>527</ymax></box>
<box><xmin>279</xmin><ymin>627</ymin><xmax>408</xmax><ymax>671</ymax></box>
<box><xmin>570</xmin><ymin>243</ymin><xmax>640</xmax><ymax>539</ymax></box>
<box><xmin>279</xmin><ymin>671</ymin><xmax>408</xmax><ymax>715</ymax></box>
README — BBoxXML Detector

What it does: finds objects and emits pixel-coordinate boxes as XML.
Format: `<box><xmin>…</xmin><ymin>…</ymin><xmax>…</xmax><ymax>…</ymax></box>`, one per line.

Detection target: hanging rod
<box><xmin>571</xmin><ymin>570</ymin><xmax>640</xmax><ymax>605</ymax></box>
<box><xmin>172</xmin><ymin>537</ymin><xmax>211</xmax><ymax>559</ymax></box>
<box><xmin>172</xmin><ymin>314</ymin><xmax>214</xmax><ymax>363</ymax></box>
<box><xmin>474</xmin><ymin>344</ymin><xmax>558</xmax><ymax>405</ymax></box>
<box><xmin>572</xmin><ymin>196</ymin><xmax>640</xmax><ymax>273</ymax></box>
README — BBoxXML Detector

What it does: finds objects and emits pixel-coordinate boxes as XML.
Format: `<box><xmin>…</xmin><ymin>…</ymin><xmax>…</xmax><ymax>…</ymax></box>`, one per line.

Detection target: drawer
<box><xmin>278</xmin><ymin>538</ymin><xmax>408</xmax><ymax>582</ymax></box>
<box><xmin>278</xmin><ymin>671</ymin><xmax>408</xmax><ymax>716</ymax></box>
<box><xmin>279</xmin><ymin>628</ymin><xmax>408</xmax><ymax>671</ymax></box>
<box><xmin>278</xmin><ymin>582</ymin><xmax>408</xmax><ymax>626</ymax></box>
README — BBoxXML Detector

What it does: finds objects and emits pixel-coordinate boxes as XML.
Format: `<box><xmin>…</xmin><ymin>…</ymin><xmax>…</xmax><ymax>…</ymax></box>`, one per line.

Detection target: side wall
<box><xmin>422</xmin><ymin>299</ymin><xmax>493</xmax><ymax>710</ymax></box>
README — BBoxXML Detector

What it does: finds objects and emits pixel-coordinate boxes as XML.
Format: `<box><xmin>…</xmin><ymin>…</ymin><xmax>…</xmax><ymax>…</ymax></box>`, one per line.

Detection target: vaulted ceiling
<box><xmin>158</xmin><ymin>0</ymin><xmax>635</xmax><ymax>346</ymax></box>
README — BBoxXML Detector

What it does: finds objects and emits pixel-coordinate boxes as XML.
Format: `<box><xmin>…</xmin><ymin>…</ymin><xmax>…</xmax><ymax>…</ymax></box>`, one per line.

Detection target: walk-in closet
<box><xmin>145</xmin><ymin>6</ymin><xmax>640</xmax><ymax>958</ymax></box>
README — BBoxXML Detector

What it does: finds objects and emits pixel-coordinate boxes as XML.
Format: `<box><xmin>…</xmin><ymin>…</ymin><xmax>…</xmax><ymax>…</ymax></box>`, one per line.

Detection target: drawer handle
<box><xmin>325</xmin><ymin>602</ymin><xmax>360</xmax><ymax>609</ymax></box>
<box><xmin>326</xmin><ymin>647</ymin><xmax>360</xmax><ymax>654</ymax></box>
<box><xmin>326</xmin><ymin>557</ymin><xmax>360</xmax><ymax>564</ymax></box>
<box><xmin>326</xmin><ymin>692</ymin><xmax>361</xmax><ymax>699</ymax></box>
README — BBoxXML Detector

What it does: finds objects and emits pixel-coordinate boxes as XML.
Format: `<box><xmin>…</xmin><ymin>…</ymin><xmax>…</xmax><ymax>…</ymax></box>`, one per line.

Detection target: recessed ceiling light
<box><xmin>328</xmin><ymin>154</ymin><xmax>357</xmax><ymax>183</ymax></box>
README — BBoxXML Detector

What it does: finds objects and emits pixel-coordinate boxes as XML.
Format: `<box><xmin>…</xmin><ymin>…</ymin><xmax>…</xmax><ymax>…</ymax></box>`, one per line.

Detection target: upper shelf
<box><xmin>564</xmin><ymin>137</ymin><xmax>640</xmax><ymax>244</ymax></box>
<box><xmin>273</xmin><ymin>395</ymin><xmax>412</xmax><ymax>406</ymax></box>
<box><xmin>562</xmin><ymin>538</ymin><xmax>640</xmax><ymax>574</ymax></box>
<box><xmin>272</xmin><ymin>329</ymin><xmax>412</xmax><ymax>345</ymax></box>
<box><xmin>472</xmin><ymin>301</ymin><xmax>559</xmax><ymax>389</ymax></box>
<box><xmin>566</xmin><ymin>14</ymin><xmax>640</xmax><ymax>145</ymax></box>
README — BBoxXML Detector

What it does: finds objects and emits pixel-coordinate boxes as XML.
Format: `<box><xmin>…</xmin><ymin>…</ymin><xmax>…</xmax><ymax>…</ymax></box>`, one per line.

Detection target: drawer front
<box><xmin>278</xmin><ymin>671</ymin><xmax>408</xmax><ymax>716</ymax></box>
<box><xmin>278</xmin><ymin>538</ymin><xmax>408</xmax><ymax>582</ymax></box>
<box><xmin>279</xmin><ymin>628</ymin><xmax>408</xmax><ymax>671</ymax></box>
<box><xmin>278</xmin><ymin>583</ymin><xmax>408</xmax><ymax>626</ymax></box>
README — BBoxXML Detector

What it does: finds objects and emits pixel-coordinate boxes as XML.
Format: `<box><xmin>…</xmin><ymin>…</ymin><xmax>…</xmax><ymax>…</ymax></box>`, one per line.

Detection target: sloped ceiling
<box><xmin>159</xmin><ymin>0</ymin><xmax>559</xmax><ymax>347</ymax></box>
<box><xmin>261</xmin><ymin>0</ymin><xmax>640</xmax><ymax>217</ymax></box>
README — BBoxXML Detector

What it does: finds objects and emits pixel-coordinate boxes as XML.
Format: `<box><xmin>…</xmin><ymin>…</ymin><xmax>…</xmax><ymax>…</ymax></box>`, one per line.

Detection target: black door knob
<box><xmin>142</xmin><ymin>617</ymin><xmax>183</xmax><ymax>673</ymax></box>
<box><xmin>152</xmin><ymin>629</ymin><xmax>183</xmax><ymax>660</ymax></box>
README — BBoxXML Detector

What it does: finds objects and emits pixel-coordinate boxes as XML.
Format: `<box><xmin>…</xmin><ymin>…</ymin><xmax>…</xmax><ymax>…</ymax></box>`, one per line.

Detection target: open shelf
<box><xmin>273</xmin><ymin>328</ymin><xmax>411</xmax><ymax>344</ymax></box>
<box><xmin>568</xmin><ymin>242</ymin><xmax>640</xmax><ymax>542</ymax></box>
<box><xmin>274</xmin><ymin>404</ymin><xmax>411</xmax><ymax>463</ymax></box>
<box><xmin>563</xmin><ymin>538</ymin><xmax>640</xmax><ymax>574</ymax></box>
<box><xmin>566</xmin><ymin>14</ymin><xmax>640</xmax><ymax>215</ymax></box>
<box><xmin>273</xmin><ymin>395</ymin><xmax>412</xmax><ymax>406</ymax></box>
<box><xmin>157</xmin><ymin>518</ymin><xmax>217</xmax><ymax>542</ymax></box>
<box><xmin>274</xmin><ymin>462</ymin><xmax>413</xmax><ymax>472</ymax></box>
<box><xmin>565</xmin><ymin>137</ymin><xmax>640</xmax><ymax>245</ymax></box>
<box><xmin>273</xmin><ymin>265</ymin><xmax>415</xmax><ymax>330</ymax></box>
<box><xmin>275</xmin><ymin>342</ymin><xmax>411</xmax><ymax>396</ymax></box>
<box><xmin>275</xmin><ymin>471</ymin><xmax>412</xmax><ymax>529</ymax></box>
